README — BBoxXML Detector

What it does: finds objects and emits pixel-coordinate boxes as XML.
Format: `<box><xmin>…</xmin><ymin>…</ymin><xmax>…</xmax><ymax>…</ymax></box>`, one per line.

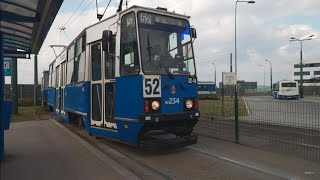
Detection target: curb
<box><xmin>242</xmin><ymin>97</ymin><xmax>251</xmax><ymax>116</ymax></box>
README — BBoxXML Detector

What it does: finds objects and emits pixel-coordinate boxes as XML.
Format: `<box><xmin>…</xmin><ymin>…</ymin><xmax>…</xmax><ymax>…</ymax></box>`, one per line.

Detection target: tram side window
<box><xmin>91</xmin><ymin>43</ymin><xmax>102</xmax><ymax>81</ymax></box>
<box><xmin>56</xmin><ymin>66</ymin><xmax>60</xmax><ymax>88</ymax></box>
<box><xmin>44</xmin><ymin>72</ymin><xmax>49</xmax><ymax>89</ymax></box>
<box><xmin>68</xmin><ymin>44</ymin><xmax>75</xmax><ymax>60</ymax></box>
<box><xmin>106</xmin><ymin>38</ymin><xmax>115</xmax><ymax>79</ymax></box>
<box><xmin>49</xmin><ymin>65</ymin><xmax>52</xmax><ymax>87</ymax></box>
<box><xmin>60</xmin><ymin>62</ymin><xmax>66</xmax><ymax>86</ymax></box>
<box><xmin>74</xmin><ymin>34</ymin><xmax>86</xmax><ymax>83</ymax></box>
<box><xmin>120</xmin><ymin>12</ymin><xmax>139</xmax><ymax>76</ymax></box>
<box><xmin>67</xmin><ymin>44</ymin><xmax>75</xmax><ymax>84</ymax></box>
<box><xmin>50</xmin><ymin>62</ymin><xmax>56</xmax><ymax>87</ymax></box>
<box><xmin>52</xmin><ymin>70</ymin><xmax>56</xmax><ymax>88</ymax></box>
<box><xmin>67</xmin><ymin>59</ymin><xmax>74</xmax><ymax>84</ymax></box>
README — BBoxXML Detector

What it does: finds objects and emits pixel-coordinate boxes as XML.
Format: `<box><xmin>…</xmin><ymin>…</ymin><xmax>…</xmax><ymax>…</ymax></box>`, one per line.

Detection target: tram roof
<box><xmin>85</xmin><ymin>5</ymin><xmax>191</xmax><ymax>33</ymax></box>
<box><xmin>1</xmin><ymin>0</ymin><xmax>64</xmax><ymax>58</ymax></box>
<box><xmin>48</xmin><ymin>5</ymin><xmax>192</xmax><ymax>64</ymax></box>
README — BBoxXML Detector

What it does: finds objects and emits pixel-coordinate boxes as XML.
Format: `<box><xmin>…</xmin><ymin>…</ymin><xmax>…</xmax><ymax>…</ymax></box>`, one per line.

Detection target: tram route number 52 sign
<box><xmin>143</xmin><ymin>75</ymin><xmax>161</xmax><ymax>98</ymax></box>
<box><xmin>4</xmin><ymin>59</ymin><xmax>12</xmax><ymax>76</ymax></box>
<box><xmin>223</xmin><ymin>72</ymin><xmax>237</xmax><ymax>86</ymax></box>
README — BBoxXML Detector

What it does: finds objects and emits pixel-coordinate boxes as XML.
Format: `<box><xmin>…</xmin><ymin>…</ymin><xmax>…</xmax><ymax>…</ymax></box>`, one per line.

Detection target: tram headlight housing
<box><xmin>185</xmin><ymin>100</ymin><xmax>193</xmax><ymax>109</ymax></box>
<box><xmin>151</xmin><ymin>101</ymin><xmax>160</xmax><ymax>110</ymax></box>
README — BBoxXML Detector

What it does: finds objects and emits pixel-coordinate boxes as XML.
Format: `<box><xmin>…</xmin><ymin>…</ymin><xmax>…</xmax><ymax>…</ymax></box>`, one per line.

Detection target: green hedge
<box><xmin>199</xmin><ymin>94</ymin><xmax>220</xmax><ymax>100</ymax></box>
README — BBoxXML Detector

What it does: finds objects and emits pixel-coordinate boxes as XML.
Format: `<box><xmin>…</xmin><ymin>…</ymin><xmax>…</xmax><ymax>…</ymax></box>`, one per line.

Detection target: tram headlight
<box><xmin>151</xmin><ymin>101</ymin><xmax>160</xmax><ymax>110</ymax></box>
<box><xmin>185</xmin><ymin>100</ymin><xmax>193</xmax><ymax>109</ymax></box>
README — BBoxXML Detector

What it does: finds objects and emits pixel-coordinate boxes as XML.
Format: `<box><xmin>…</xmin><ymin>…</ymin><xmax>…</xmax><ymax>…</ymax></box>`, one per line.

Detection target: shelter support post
<box><xmin>34</xmin><ymin>54</ymin><xmax>38</xmax><ymax>106</ymax></box>
<box><xmin>11</xmin><ymin>58</ymin><xmax>18</xmax><ymax>113</ymax></box>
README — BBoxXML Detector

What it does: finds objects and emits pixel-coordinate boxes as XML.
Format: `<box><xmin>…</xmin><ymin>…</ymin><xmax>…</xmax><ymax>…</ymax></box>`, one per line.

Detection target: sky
<box><xmin>6</xmin><ymin>0</ymin><xmax>320</xmax><ymax>87</ymax></box>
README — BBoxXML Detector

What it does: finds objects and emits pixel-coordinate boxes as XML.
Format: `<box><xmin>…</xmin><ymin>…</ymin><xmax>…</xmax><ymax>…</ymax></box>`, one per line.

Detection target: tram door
<box><xmin>55</xmin><ymin>65</ymin><xmax>60</xmax><ymax>113</ymax></box>
<box><xmin>61</xmin><ymin>61</ymin><xmax>66</xmax><ymax>115</ymax></box>
<box><xmin>104</xmin><ymin>38</ymin><xmax>116</xmax><ymax>129</ymax></box>
<box><xmin>90</xmin><ymin>41</ymin><xmax>117</xmax><ymax>129</ymax></box>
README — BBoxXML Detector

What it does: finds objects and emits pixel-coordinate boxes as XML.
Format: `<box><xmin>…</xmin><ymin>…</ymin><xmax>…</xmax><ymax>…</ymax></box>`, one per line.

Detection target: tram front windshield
<box><xmin>138</xmin><ymin>12</ymin><xmax>196</xmax><ymax>76</ymax></box>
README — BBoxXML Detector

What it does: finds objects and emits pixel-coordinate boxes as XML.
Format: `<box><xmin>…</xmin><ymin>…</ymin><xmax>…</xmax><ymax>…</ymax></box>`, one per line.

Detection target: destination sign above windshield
<box><xmin>139</xmin><ymin>12</ymin><xmax>187</xmax><ymax>28</ymax></box>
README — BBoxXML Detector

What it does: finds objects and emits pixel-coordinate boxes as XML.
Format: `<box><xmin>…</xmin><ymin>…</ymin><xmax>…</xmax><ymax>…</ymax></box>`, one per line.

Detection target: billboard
<box><xmin>4</xmin><ymin>59</ymin><xmax>11</xmax><ymax>76</ymax></box>
<box><xmin>223</xmin><ymin>72</ymin><xmax>237</xmax><ymax>86</ymax></box>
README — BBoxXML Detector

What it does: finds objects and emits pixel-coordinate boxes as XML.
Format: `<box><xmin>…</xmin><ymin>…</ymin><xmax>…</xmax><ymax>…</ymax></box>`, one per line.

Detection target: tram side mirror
<box><xmin>191</xmin><ymin>28</ymin><xmax>197</xmax><ymax>39</ymax></box>
<box><xmin>102</xmin><ymin>30</ymin><xmax>113</xmax><ymax>52</ymax></box>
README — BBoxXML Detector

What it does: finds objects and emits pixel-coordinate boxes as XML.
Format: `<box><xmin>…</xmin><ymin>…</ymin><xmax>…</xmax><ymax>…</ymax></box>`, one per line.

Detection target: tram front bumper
<box><xmin>139</xmin><ymin>111</ymin><xmax>200</xmax><ymax>122</ymax></box>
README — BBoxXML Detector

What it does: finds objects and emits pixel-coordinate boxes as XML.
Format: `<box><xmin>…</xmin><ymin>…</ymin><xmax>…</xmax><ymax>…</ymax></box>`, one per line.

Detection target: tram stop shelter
<box><xmin>1</xmin><ymin>0</ymin><xmax>64</xmax><ymax>161</ymax></box>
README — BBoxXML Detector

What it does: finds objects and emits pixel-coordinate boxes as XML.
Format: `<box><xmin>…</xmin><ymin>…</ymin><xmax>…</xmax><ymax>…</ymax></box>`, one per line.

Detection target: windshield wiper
<box><xmin>146</xmin><ymin>34</ymin><xmax>174</xmax><ymax>80</ymax></box>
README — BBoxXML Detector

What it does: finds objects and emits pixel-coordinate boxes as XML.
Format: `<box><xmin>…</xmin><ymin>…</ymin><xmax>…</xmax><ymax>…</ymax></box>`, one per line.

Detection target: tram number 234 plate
<box><xmin>143</xmin><ymin>76</ymin><xmax>161</xmax><ymax>98</ymax></box>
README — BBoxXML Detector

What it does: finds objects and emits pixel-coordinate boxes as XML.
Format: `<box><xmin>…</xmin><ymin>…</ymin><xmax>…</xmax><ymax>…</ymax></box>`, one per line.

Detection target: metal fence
<box><xmin>195</xmin><ymin>96</ymin><xmax>320</xmax><ymax>162</ymax></box>
<box><xmin>4</xmin><ymin>84</ymin><xmax>41</xmax><ymax>100</ymax></box>
<box><xmin>214</xmin><ymin>85</ymin><xmax>320</xmax><ymax>97</ymax></box>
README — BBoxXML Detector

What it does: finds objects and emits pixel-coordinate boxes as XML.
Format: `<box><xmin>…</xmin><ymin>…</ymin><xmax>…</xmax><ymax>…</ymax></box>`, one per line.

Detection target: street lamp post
<box><xmin>234</xmin><ymin>0</ymin><xmax>255</xmax><ymax>144</ymax></box>
<box><xmin>235</xmin><ymin>0</ymin><xmax>255</xmax><ymax>74</ymax></box>
<box><xmin>259</xmin><ymin>64</ymin><xmax>266</xmax><ymax>95</ymax></box>
<box><xmin>290</xmin><ymin>35</ymin><xmax>314</xmax><ymax>98</ymax></box>
<box><xmin>265</xmin><ymin>59</ymin><xmax>272</xmax><ymax>96</ymax></box>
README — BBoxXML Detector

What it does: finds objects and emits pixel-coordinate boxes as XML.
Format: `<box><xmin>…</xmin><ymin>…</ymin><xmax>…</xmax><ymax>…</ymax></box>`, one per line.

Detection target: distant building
<box><xmin>294</xmin><ymin>62</ymin><xmax>320</xmax><ymax>86</ymax></box>
<box><xmin>237</xmin><ymin>81</ymin><xmax>258</xmax><ymax>93</ymax></box>
<box><xmin>198</xmin><ymin>81</ymin><xmax>216</xmax><ymax>94</ymax></box>
<box><xmin>218</xmin><ymin>80</ymin><xmax>257</xmax><ymax>94</ymax></box>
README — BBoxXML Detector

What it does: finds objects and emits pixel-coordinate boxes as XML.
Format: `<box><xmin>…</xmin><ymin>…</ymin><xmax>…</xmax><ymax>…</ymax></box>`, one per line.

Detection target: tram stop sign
<box><xmin>223</xmin><ymin>72</ymin><xmax>237</xmax><ymax>86</ymax></box>
<box><xmin>4</xmin><ymin>59</ymin><xmax>12</xmax><ymax>76</ymax></box>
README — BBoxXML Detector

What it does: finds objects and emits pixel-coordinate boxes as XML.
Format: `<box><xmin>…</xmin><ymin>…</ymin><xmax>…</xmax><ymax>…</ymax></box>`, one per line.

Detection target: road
<box><xmin>243</xmin><ymin>96</ymin><xmax>320</xmax><ymax>130</ymax></box>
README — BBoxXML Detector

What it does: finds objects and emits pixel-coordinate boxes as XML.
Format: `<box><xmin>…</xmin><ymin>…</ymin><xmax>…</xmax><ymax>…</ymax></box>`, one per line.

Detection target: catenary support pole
<box><xmin>222</xmin><ymin>72</ymin><xmax>224</xmax><ymax>116</ymax></box>
<box><xmin>230</xmin><ymin>53</ymin><xmax>233</xmax><ymax>97</ymax></box>
<box><xmin>11</xmin><ymin>58</ymin><xmax>18</xmax><ymax>114</ymax></box>
<box><xmin>230</xmin><ymin>53</ymin><xmax>232</xmax><ymax>72</ymax></box>
<box><xmin>34</xmin><ymin>54</ymin><xmax>38</xmax><ymax>106</ymax></box>
<box><xmin>270</xmin><ymin>63</ymin><xmax>272</xmax><ymax>96</ymax></box>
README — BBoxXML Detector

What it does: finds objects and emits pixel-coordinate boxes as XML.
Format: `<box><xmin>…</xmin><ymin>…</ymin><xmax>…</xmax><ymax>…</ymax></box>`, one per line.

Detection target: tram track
<box><xmin>98</xmin><ymin>138</ymin><xmax>174</xmax><ymax>180</ymax></box>
<box><xmin>101</xmin><ymin>137</ymin><xmax>286</xmax><ymax>180</ymax></box>
<box><xmin>52</xmin><ymin>118</ymin><xmax>287</xmax><ymax>180</ymax></box>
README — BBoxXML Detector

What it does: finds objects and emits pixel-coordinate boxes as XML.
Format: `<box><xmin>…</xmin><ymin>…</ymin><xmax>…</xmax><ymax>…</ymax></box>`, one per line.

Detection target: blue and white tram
<box><xmin>43</xmin><ymin>6</ymin><xmax>199</xmax><ymax>149</ymax></box>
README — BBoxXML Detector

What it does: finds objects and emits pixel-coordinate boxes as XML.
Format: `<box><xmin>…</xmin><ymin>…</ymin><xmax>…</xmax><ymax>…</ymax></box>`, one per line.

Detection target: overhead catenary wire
<box><xmin>63</xmin><ymin>30</ymin><xmax>70</xmax><ymax>41</ymax></box>
<box><xmin>62</xmin><ymin>0</ymin><xmax>86</xmax><ymax>28</ymax></box>
<box><xmin>167</xmin><ymin>0</ymin><xmax>186</xmax><ymax>9</ymax></box>
<box><xmin>67</xmin><ymin>0</ymin><xmax>96</xmax><ymax>28</ymax></box>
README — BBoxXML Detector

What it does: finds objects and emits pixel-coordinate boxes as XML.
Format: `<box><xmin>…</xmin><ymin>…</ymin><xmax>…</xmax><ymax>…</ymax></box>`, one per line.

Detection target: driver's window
<box><xmin>183</xmin><ymin>42</ymin><xmax>193</xmax><ymax>60</ymax></box>
<box><xmin>120</xmin><ymin>12</ymin><xmax>139</xmax><ymax>76</ymax></box>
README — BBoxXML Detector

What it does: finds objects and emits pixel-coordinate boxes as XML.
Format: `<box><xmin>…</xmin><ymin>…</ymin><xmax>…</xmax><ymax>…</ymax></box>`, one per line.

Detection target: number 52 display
<box><xmin>143</xmin><ymin>76</ymin><xmax>161</xmax><ymax>98</ymax></box>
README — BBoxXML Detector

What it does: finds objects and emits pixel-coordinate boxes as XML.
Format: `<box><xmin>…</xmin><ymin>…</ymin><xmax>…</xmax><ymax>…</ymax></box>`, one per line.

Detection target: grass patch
<box><xmin>11</xmin><ymin>106</ymin><xmax>48</xmax><ymax>123</ymax></box>
<box><xmin>199</xmin><ymin>97</ymin><xmax>248</xmax><ymax>117</ymax></box>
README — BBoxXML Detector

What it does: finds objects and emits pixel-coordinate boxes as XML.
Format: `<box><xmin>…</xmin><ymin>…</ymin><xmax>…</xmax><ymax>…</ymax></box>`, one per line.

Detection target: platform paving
<box><xmin>0</xmin><ymin>120</ymin><xmax>124</xmax><ymax>180</ymax></box>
